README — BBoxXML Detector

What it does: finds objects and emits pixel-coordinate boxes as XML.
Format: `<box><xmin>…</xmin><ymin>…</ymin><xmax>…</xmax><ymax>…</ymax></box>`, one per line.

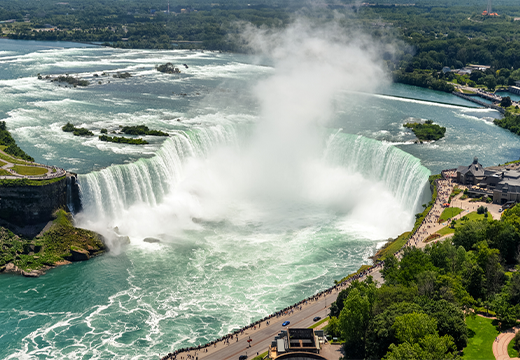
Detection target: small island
<box><xmin>62</xmin><ymin>122</ymin><xmax>94</xmax><ymax>136</ymax></box>
<box><xmin>38</xmin><ymin>74</ymin><xmax>89</xmax><ymax>87</ymax></box>
<box><xmin>156</xmin><ymin>63</ymin><xmax>181</xmax><ymax>74</ymax></box>
<box><xmin>404</xmin><ymin>120</ymin><xmax>446</xmax><ymax>142</ymax></box>
<box><xmin>121</xmin><ymin>125</ymin><xmax>169</xmax><ymax>136</ymax></box>
<box><xmin>99</xmin><ymin>135</ymin><xmax>149</xmax><ymax>145</ymax></box>
<box><xmin>112</xmin><ymin>72</ymin><xmax>132</xmax><ymax>79</ymax></box>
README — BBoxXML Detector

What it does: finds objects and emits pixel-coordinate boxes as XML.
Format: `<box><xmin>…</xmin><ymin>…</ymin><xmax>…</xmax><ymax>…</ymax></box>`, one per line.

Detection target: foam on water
<box><xmin>3</xmin><ymin>40</ymin><xmax>520</xmax><ymax>359</ymax></box>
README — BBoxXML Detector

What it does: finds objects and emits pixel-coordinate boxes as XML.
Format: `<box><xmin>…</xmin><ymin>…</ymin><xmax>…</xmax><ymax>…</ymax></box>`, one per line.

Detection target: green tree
<box><xmin>485</xmin><ymin>74</ymin><xmax>497</xmax><ymax>90</ymax></box>
<box><xmin>339</xmin><ymin>288</ymin><xmax>372</xmax><ymax>359</ymax></box>
<box><xmin>393</xmin><ymin>312</ymin><xmax>437</xmax><ymax>343</ymax></box>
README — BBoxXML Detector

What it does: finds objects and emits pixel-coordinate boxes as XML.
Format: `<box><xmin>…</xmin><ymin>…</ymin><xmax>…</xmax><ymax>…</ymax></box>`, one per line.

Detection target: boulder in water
<box><xmin>143</xmin><ymin>237</ymin><xmax>161</xmax><ymax>243</ymax></box>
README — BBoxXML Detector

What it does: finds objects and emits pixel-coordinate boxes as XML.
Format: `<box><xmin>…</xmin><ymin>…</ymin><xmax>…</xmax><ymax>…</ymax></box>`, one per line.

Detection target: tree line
<box><xmin>327</xmin><ymin>203</ymin><xmax>520</xmax><ymax>359</ymax></box>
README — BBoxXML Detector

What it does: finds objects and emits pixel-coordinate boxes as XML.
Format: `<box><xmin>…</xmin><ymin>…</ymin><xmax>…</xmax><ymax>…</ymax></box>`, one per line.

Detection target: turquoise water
<box><xmin>0</xmin><ymin>39</ymin><xmax>520</xmax><ymax>359</ymax></box>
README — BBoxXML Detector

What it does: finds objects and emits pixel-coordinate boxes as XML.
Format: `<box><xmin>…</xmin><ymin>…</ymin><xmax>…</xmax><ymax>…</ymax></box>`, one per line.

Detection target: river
<box><xmin>0</xmin><ymin>39</ymin><xmax>519</xmax><ymax>359</ymax></box>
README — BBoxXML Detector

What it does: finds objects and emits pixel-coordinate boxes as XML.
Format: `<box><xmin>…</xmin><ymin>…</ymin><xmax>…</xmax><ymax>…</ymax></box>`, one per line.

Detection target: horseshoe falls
<box><xmin>77</xmin><ymin>125</ymin><xmax>430</xmax><ymax>242</ymax></box>
<box><xmin>3</xmin><ymin>37</ymin><xmax>520</xmax><ymax>360</ymax></box>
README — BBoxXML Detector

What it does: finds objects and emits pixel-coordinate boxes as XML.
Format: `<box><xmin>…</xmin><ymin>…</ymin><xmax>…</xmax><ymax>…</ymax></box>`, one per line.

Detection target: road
<box><xmin>192</xmin><ymin>289</ymin><xmax>341</xmax><ymax>360</ymax></box>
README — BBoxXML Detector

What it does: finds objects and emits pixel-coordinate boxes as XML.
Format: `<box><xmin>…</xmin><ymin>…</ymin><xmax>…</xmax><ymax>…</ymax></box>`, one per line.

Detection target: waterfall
<box><xmin>78</xmin><ymin>125</ymin><xmax>430</xmax><ymax>223</ymax></box>
<box><xmin>79</xmin><ymin>123</ymin><xmax>239</xmax><ymax>221</ymax></box>
<box><xmin>324</xmin><ymin>132</ymin><xmax>431</xmax><ymax>212</ymax></box>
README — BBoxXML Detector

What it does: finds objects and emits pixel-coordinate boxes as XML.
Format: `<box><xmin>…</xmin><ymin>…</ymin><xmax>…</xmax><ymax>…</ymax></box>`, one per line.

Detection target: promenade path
<box><xmin>493</xmin><ymin>325</ymin><xmax>520</xmax><ymax>360</ymax></box>
<box><xmin>0</xmin><ymin>149</ymin><xmax>65</xmax><ymax>180</ymax></box>
<box><xmin>160</xmin><ymin>171</ymin><xmax>471</xmax><ymax>360</ymax></box>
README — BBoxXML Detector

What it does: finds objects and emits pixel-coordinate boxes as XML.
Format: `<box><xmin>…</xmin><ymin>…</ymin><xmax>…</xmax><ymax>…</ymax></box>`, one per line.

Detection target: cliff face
<box><xmin>0</xmin><ymin>176</ymin><xmax>71</xmax><ymax>225</ymax></box>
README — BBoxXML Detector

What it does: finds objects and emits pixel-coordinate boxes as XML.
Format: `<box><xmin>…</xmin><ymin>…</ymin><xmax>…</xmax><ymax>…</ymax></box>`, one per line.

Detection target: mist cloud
<box><xmin>77</xmin><ymin>17</ymin><xmax>417</xmax><ymax>248</ymax></box>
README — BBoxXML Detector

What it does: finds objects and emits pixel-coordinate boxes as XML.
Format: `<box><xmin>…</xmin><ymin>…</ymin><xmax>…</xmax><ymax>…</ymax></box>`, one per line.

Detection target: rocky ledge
<box><xmin>0</xmin><ymin>209</ymin><xmax>105</xmax><ymax>277</ymax></box>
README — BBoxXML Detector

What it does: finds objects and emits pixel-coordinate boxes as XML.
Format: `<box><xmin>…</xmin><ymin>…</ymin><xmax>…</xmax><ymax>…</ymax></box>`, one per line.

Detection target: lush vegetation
<box><xmin>0</xmin><ymin>175</ymin><xmax>65</xmax><ymax>187</ymax></box>
<box><xmin>494</xmin><ymin>111</ymin><xmax>520</xmax><ymax>136</ymax></box>
<box><xmin>393</xmin><ymin>70</ymin><xmax>455</xmax><ymax>93</ymax></box>
<box><xmin>463</xmin><ymin>316</ymin><xmax>499</xmax><ymax>360</ymax></box>
<box><xmin>121</xmin><ymin>125</ymin><xmax>169</xmax><ymax>136</ymax></box>
<box><xmin>3</xmin><ymin>0</ymin><xmax>520</xmax><ymax>94</ymax></box>
<box><xmin>99</xmin><ymin>134</ymin><xmax>149</xmax><ymax>145</ymax></box>
<box><xmin>404</xmin><ymin>120</ymin><xmax>447</xmax><ymax>141</ymax></box>
<box><xmin>62</xmin><ymin>122</ymin><xmax>94</xmax><ymax>136</ymax></box>
<box><xmin>0</xmin><ymin>121</ymin><xmax>34</xmax><ymax>162</ymax></box>
<box><xmin>0</xmin><ymin>209</ymin><xmax>105</xmax><ymax>272</ymax></box>
<box><xmin>328</xmin><ymin>202</ymin><xmax>520</xmax><ymax>359</ymax></box>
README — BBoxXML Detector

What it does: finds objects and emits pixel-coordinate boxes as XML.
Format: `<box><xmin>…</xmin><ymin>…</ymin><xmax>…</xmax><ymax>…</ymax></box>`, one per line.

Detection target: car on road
<box><xmin>239</xmin><ymin>355</ymin><xmax>247</xmax><ymax>360</ymax></box>
<box><xmin>282</xmin><ymin>321</ymin><xmax>290</xmax><ymax>326</ymax></box>
<box><xmin>313</xmin><ymin>316</ymin><xmax>321</xmax><ymax>322</ymax></box>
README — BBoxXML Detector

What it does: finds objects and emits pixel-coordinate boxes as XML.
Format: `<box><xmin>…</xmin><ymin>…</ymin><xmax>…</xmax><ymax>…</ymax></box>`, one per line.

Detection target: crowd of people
<box><xmin>161</xmin><ymin>171</ymin><xmax>458</xmax><ymax>360</ymax></box>
<box><xmin>403</xmin><ymin>170</ymin><xmax>456</xmax><ymax>250</ymax></box>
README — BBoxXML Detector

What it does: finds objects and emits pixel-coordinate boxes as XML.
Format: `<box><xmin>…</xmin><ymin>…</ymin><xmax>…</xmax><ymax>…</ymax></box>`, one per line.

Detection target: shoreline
<box><xmin>161</xmin><ymin>173</ymin><xmax>445</xmax><ymax>359</ymax></box>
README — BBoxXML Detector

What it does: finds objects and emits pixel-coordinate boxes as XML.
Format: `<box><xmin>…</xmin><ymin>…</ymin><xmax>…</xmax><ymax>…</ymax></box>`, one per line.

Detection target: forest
<box><xmin>327</xmin><ymin>203</ymin><xmax>520</xmax><ymax>359</ymax></box>
<box><xmin>2</xmin><ymin>0</ymin><xmax>520</xmax><ymax>93</ymax></box>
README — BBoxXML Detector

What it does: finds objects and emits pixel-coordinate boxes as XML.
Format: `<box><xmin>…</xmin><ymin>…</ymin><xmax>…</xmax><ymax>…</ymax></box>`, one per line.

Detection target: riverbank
<box><xmin>161</xmin><ymin>171</ymin><xmax>456</xmax><ymax>359</ymax></box>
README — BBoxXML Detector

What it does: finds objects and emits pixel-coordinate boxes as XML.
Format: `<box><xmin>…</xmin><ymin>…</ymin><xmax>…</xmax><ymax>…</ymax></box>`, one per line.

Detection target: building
<box><xmin>457</xmin><ymin>157</ymin><xmax>485</xmax><ymax>185</ymax></box>
<box><xmin>456</xmin><ymin>157</ymin><xmax>520</xmax><ymax>205</ymax></box>
<box><xmin>268</xmin><ymin>328</ymin><xmax>326</xmax><ymax>360</ymax></box>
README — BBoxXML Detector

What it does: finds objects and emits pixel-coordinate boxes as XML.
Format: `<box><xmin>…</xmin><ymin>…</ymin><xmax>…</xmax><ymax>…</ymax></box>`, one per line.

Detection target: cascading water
<box><xmin>79</xmin><ymin>122</ymin><xmax>240</xmax><ymax>221</ymax></box>
<box><xmin>78</xmin><ymin>123</ymin><xmax>430</xmax><ymax>236</ymax></box>
<box><xmin>324</xmin><ymin>131</ymin><xmax>431</xmax><ymax>212</ymax></box>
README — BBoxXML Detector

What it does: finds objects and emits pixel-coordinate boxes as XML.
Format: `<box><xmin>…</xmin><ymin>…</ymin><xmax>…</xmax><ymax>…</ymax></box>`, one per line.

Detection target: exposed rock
<box><xmin>70</xmin><ymin>247</ymin><xmax>90</xmax><ymax>261</ymax></box>
<box><xmin>22</xmin><ymin>270</ymin><xmax>42</xmax><ymax>277</ymax></box>
<box><xmin>4</xmin><ymin>262</ymin><xmax>20</xmax><ymax>274</ymax></box>
<box><xmin>143</xmin><ymin>237</ymin><xmax>161</xmax><ymax>243</ymax></box>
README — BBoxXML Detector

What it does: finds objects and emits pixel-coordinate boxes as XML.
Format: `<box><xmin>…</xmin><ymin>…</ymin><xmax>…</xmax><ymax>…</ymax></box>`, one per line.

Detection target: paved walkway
<box><xmin>0</xmin><ymin>149</ymin><xmax>65</xmax><ymax>180</ymax></box>
<box><xmin>493</xmin><ymin>325</ymin><xmax>520</xmax><ymax>360</ymax></box>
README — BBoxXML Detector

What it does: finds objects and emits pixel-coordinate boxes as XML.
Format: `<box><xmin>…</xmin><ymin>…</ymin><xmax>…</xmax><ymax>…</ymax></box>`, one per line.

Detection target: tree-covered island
<box><xmin>404</xmin><ymin>120</ymin><xmax>447</xmax><ymax>142</ymax></box>
<box><xmin>99</xmin><ymin>134</ymin><xmax>149</xmax><ymax>145</ymax></box>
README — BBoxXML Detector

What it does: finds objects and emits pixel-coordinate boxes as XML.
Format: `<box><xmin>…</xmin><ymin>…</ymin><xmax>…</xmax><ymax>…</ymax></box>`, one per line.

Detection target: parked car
<box><xmin>313</xmin><ymin>316</ymin><xmax>321</xmax><ymax>322</ymax></box>
<box><xmin>282</xmin><ymin>321</ymin><xmax>290</xmax><ymax>326</ymax></box>
<box><xmin>239</xmin><ymin>355</ymin><xmax>247</xmax><ymax>360</ymax></box>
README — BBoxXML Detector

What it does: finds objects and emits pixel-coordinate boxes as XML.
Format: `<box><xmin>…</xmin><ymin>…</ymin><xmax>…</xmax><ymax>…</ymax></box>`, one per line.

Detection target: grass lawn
<box><xmin>508</xmin><ymin>337</ymin><xmax>518</xmax><ymax>358</ymax></box>
<box><xmin>0</xmin><ymin>160</ymin><xmax>6</xmax><ymax>167</ymax></box>
<box><xmin>436</xmin><ymin>211</ymin><xmax>490</xmax><ymax>237</ymax></box>
<box><xmin>337</xmin><ymin>264</ymin><xmax>372</xmax><ymax>283</ymax></box>
<box><xmin>0</xmin><ymin>151</ymin><xmax>31</xmax><ymax>165</ymax></box>
<box><xmin>436</xmin><ymin>226</ymin><xmax>456</xmax><ymax>236</ymax></box>
<box><xmin>309</xmin><ymin>316</ymin><xmax>329</xmax><ymax>329</ymax></box>
<box><xmin>12</xmin><ymin>165</ymin><xmax>48</xmax><ymax>176</ymax></box>
<box><xmin>463</xmin><ymin>316</ymin><xmax>499</xmax><ymax>360</ymax></box>
<box><xmin>0</xmin><ymin>169</ymin><xmax>11</xmax><ymax>176</ymax></box>
<box><xmin>375</xmin><ymin>231</ymin><xmax>411</xmax><ymax>261</ymax></box>
<box><xmin>440</xmin><ymin>207</ymin><xmax>464</xmax><ymax>221</ymax></box>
